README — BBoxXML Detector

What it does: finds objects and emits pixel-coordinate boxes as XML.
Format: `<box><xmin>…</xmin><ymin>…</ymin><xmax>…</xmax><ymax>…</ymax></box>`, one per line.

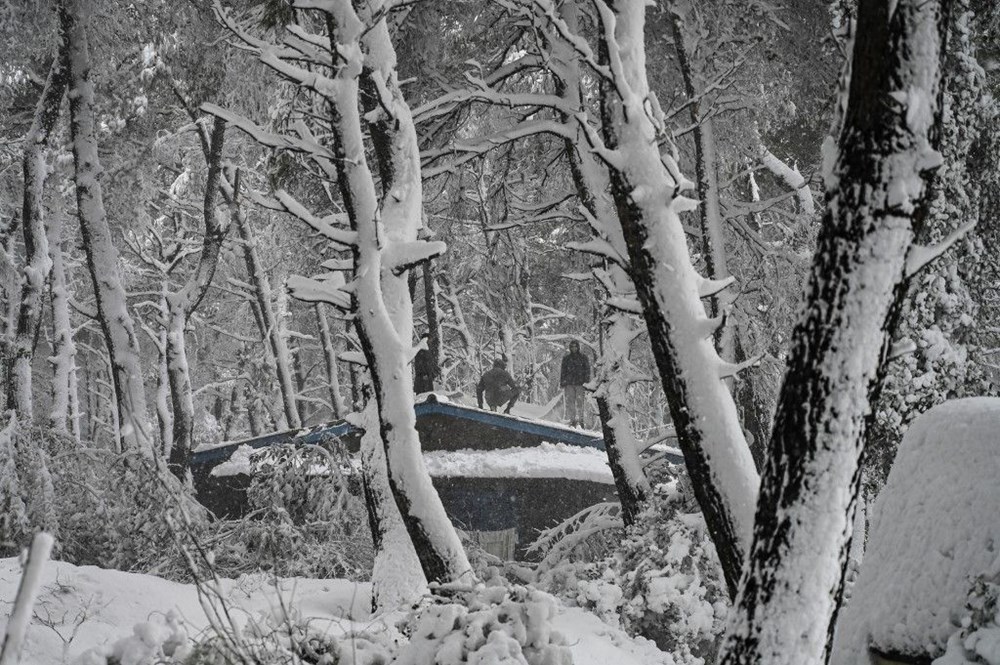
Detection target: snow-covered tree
<box><xmin>721</xmin><ymin>0</ymin><xmax>956</xmax><ymax>662</ymax></box>
<box><xmin>207</xmin><ymin>0</ymin><xmax>473</xmax><ymax>587</ymax></box>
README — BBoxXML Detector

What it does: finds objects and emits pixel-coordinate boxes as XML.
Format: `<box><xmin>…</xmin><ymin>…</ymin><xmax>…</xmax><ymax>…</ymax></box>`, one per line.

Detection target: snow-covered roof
<box><xmin>423</xmin><ymin>443</ymin><xmax>615</xmax><ymax>484</ymax></box>
<box><xmin>831</xmin><ymin>397</ymin><xmax>1000</xmax><ymax>663</ymax></box>
<box><xmin>213</xmin><ymin>442</ymin><xmax>616</xmax><ymax>484</ymax></box>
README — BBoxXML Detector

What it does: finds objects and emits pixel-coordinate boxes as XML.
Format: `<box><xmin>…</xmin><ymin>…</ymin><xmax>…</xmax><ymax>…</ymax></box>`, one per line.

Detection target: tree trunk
<box><xmin>594</xmin><ymin>1</ymin><xmax>759</xmax><ymax>597</ymax></box>
<box><xmin>7</xmin><ymin>55</ymin><xmax>69</xmax><ymax>419</ymax></box>
<box><xmin>315</xmin><ymin>303</ymin><xmax>346</xmax><ymax>419</ymax></box>
<box><xmin>234</xmin><ymin>206</ymin><xmax>301</xmax><ymax>430</ymax></box>
<box><xmin>422</xmin><ymin>260</ymin><xmax>442</xmax><ymax>380</ymax></box>
<box><xmin>720</xmin><ymin>0</ymin><xmax>950</xmax><ymax>662</ymax></box>
<box><xmin>352</xmin><ymin>11</ymin><xmax>471</xmax><ymax>585</ymax></box>
<box><xmin>61</xmin><ymin>0</ymin><xmax>153</xmax><ymax>453</ymax></box>
<box><xmin>669</xmin><ymin>5</ymin><xmax>735</xmax><ymax>362</ymax></box>
<box><xmin>46</xmin><ymin>211</ymin><xmax>81</xmax><ymax>443</ymax></box>
<box><xmin>553</xmin><ymin>26</ymin><xmax>651</xmax><ymax>525</ymax></box>
<box><xmin>358</xmin><ymin>402</ymin><xmax>427</xmax><ymax>612</ymax></box>
<box><xmin>155</xmin><ymin>294</ymin><xmax>173</xmax><ymax>455</ymax></box>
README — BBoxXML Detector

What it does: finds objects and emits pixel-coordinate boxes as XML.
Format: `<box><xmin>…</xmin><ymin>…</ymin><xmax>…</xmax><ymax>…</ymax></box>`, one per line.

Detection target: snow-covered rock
<box><xmin>831</xmin><ymin>398</ymin><xmax>1000</xmax><ymax>664</ymax></box>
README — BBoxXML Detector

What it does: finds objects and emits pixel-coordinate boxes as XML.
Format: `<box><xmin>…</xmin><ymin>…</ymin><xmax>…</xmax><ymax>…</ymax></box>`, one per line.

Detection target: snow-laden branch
<box><xmin>904</xmin><ymin>220</ymin><xmax>976</xmax><ymax>278</ymax></box>
<box><xmin>272</xmin><ymin>190</ymin><xmax>357</xmax><ymax>248</ymax></box>
<box><xmin>760</xmin><ymin>147</ymin><xmax>816</xmax><ymax>215</ymax></box>
<box><xmin>287</xmin><ymin>274</ymin><xmax>353</xmax><ymax>311</ymax></box>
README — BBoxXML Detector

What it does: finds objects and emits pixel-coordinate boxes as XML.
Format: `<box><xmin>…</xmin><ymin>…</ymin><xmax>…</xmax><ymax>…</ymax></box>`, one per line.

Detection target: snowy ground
<box><xmin>0</xmin><ymin>557</ymin><xmax>669</xmax><ymax>664</ymax></box>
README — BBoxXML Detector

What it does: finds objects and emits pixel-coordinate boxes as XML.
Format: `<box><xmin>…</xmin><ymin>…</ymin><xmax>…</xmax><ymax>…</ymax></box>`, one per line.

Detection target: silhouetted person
<box><xmin>413</xmin><ymin>348</ymin><xmax>437</xmax><ymax>394</ymax></box>
<box><xmin>560</xmin><ymin>340</ymin><xmax>590</xmax><ymax>427</ymax></box>
<box><xmin>477</xmin><ymin>357</ymin><xmax>520</xmax><ymax>414</ymax></box>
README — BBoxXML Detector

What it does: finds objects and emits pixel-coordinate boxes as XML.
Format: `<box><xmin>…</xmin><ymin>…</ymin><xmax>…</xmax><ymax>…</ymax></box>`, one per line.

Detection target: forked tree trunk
<box><xmin>209</xmin><ymin>0</ymin><xmax>471</xmax><ymax>588</ymax></box>
<box><xmin>61</xmin><ymin>0</ymin><xmax>153</xmax><ymax>453</ymax></box>
<box><xmin>6</xmin><ymin>55</ymin><xmax>69</xmax><ymax>419</ymax></box>
<box><xmin>353</xmin><ymin>7</ymin><xmax>471</xmax><ymax>584</ymax></box>
<box><xmin>165</xmin><ymin>118</ymin><xmax>228</xmax><ymax>476</ymax></box>
<box><xmin>553</xmin><ymin>28</ymin><xmax>651</xmax><ymax>525</ymax></box>
<box><xmin>720</xmin><ymin>0</ymin><xmax>950</xmax><ymax>662</ymax></box>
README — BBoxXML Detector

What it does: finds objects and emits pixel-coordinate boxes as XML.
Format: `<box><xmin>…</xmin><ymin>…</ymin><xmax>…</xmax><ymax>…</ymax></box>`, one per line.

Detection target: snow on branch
<box><xmin>383</xmin><ymin>240</ymin><xmax>447</xmax><ymax>275</ymax></box>
<box><xmin>287</xmin><ymin>274</ymin><xmax>353</xmax><ymax>311</ymax></box>
<box><xmin>698</xmin><ymin>275</ymin><xmax>736</xmax><ymax>299</ymax></box>
<box><xmin>760</xmin><ymin>147</ymin><xmax>815</xmax><ymax>215</ymax></box>
<box><xmin>338</xmin><ymin>351</ymin><xmax>368</xmax><ymax>367</ymax></box>
<box><xmin>904</xmin><ymin>220</ymin><xmax>976</xmax><ymax>278</ymax></box>
<box><xmin>565</xmin><ymin>238</ymin><xmax>627</xmax><ymax>266</ymax></box>
<box><xmin>200</xmin><ymin>103</ymin><xmax>337</xmax><ymax>160</ymax></box>
<box><xmin>272</xmin><ymin>190</ymin><xmax>357</xmax><ymax>248</ymax></box>
<box><xmin>718</xmin><ymin>353</ymin><xmax>764</xmax><ymax>380</ymax></box>
<box><xmin>606</xmin><ymin>296</ymin><xmax>643</xmax><ymax>315</ymax></box>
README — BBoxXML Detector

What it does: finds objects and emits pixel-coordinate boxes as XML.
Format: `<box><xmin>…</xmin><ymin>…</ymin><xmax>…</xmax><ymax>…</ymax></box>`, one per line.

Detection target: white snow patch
<box><xmin>422</xmin><ymin>443</ymin><xmax>615</xmax><ymax>484</ymax></box>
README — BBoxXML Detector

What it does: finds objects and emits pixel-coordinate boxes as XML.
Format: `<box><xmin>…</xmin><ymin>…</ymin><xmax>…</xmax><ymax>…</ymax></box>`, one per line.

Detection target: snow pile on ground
<box><xmin>423</xmin><ymin>443</ymin><xmax>615</xmax><ymax>484</ymax></box>
<box><xmin>0</xmin><ymin>557</ymin><xmax>670</xmax><ymax>664</ymax></box>
<box><xmin>0</xmin><ymin>558</ymin><xmax>371</xmax><ymax>663</ymax></box>
<box><xmin>831</xmin><ymin>398</ymin><xmax>1000</xmax><ymax>664</ymax></box>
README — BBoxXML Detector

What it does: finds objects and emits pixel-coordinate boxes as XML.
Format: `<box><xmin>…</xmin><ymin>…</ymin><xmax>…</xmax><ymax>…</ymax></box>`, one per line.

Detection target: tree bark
<box><xmin>7</xmin><ymin>55</ymin><xmax>69</xmax><ymax>419</ymax></box>
<box><xmin>61</xmin><ymin>0</ymin><xmax>153</xmax><ymax>453</ymax></box>
<box><xmin>46</xmin><ymin>211</ymin><xmax>81</xmax><ymax>443</ymax></box>
<box><xmin>720</xmin><ymin>0</ymin><xmax>950</xmax><ymax>662</ymax></box>
<box><xmin>234</xmin><ymin>205</ymin><xmax>301</xmax><ymax>431</ymax></box>
<box><xmin>165</xmin><ymin>118</ymin><xmax>228</xmax><ymax>476</ymax></box>
<box><xmin>315</xmin><ymin>303</ymin><xmax>346</xmax><ymax>419</ymax></box>
<box><xmin>592</xmin><ymin>1</ymin><xmax>759</xmax><ymax>597</ymax></box>
<box><xmin>552</xmin><ymin>22</ymin><xmax>651</xmax><ymax>526</ymax></box>
<box><xmin>669</xmin><ymin>5</ymin><xmax>735</xmax><ymax>362</ymax></box>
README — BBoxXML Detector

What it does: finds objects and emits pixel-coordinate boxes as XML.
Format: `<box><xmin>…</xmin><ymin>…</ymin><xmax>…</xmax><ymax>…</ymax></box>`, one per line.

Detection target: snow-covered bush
<box><xmin>606</xmin><ymin>471</ymin><xmax>728</xmax><ymax>664</ymax></box>
<box><xmin>395</xmin><ymin>582</ymin><xmax>572</xmax><ymax>665</ymax></box>
<box><xmin>536</xmin><ymin>466</ymin><xmax>728</xmax><ymax>665</ymax></box>
<box><xmin>74</xmin><ymin>602</ymin><xmax>397</xmax><ymax>665</ymax></box>
<box><xmin>208</xmin><ymin>442</ymin><xmax>373</xmax><ymax>580</ymax></box>
<box><xmin>935</xmin><ymin>570</ymin><xmax>1000</xmax><ymax>665</ymax></box>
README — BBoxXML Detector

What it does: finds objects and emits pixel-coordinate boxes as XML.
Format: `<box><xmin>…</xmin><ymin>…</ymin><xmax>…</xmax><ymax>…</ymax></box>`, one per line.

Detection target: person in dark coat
<box><xmin>560</xmin><ymin>340</ymin><xmax>590</xmax><ymax>427</ymax></box>
<box><xmin>413</xmin><ymin>348</ymin><xmax>437</xmax><ymax>394</ymax></box>
<box><xmin>477</xmin><ymin>357</ymin><xmax>520</xmax><ymax>413</ymax></box>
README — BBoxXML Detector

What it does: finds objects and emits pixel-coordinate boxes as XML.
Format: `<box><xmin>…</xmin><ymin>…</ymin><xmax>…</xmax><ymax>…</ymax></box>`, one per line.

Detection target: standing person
<box><xmin>477</xmin><ymin>357</ymin><xmax>520</xmax><ymax>414</ymax></box>
<box><xmin>560</xmin><ymin>340</ymin><xmax>590</xmax><ymax>427</ymax></box>
<box><xmin>413</xmin><ymin>348</ymin><xmax>437</xmax><ymax>394</ymax></box>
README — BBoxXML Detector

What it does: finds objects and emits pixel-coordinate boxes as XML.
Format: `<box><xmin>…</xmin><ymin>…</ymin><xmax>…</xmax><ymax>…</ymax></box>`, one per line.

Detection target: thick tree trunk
<box><xmin>352</xmin><ymin>10</ymin><xmax>471</xmax><ymax>585</ymax></box>
<box><xmin>595</xmin><ymin>1</ymin><xmax>759</xmax><ymax>597</ymax></box>
<box><xmin>720</xmin><ymin>0</ymin><xmax>950</xmax><ymax>662</ymax></box>
<box><xmin>7</xmin><ymin>55</ymin><xmax>69</xmax><ymax>419</ymax></box>
<box><xmin>357</xmin><ymin>403</ymin><xmax>427</xmax><ymax>612</ymax></box>
<box><xmin>46</xmin><ymin>212</ymin><xmax>81</xmax><ymax>442</ymax></box>
<box><xmin>62</xmin><ymin>0</ymin><xmax>153</xmax><ymax>453</ymax></box>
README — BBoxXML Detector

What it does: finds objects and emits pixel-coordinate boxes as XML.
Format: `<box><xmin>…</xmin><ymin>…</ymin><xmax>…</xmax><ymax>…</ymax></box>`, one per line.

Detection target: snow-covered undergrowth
<box><xmin>537</xmin><ymin>467</ymin><xmax>728</xmax><ymax>665</ymax></box>
<box><xmin>0</xmin><ymin>558</ymin><xmax>671</xmax><ymax>664</ymax></box>
<box><xmin>832</xmin><ymin>398</ymin><xmax>1000</xmax><ymax>664</ymax></box>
